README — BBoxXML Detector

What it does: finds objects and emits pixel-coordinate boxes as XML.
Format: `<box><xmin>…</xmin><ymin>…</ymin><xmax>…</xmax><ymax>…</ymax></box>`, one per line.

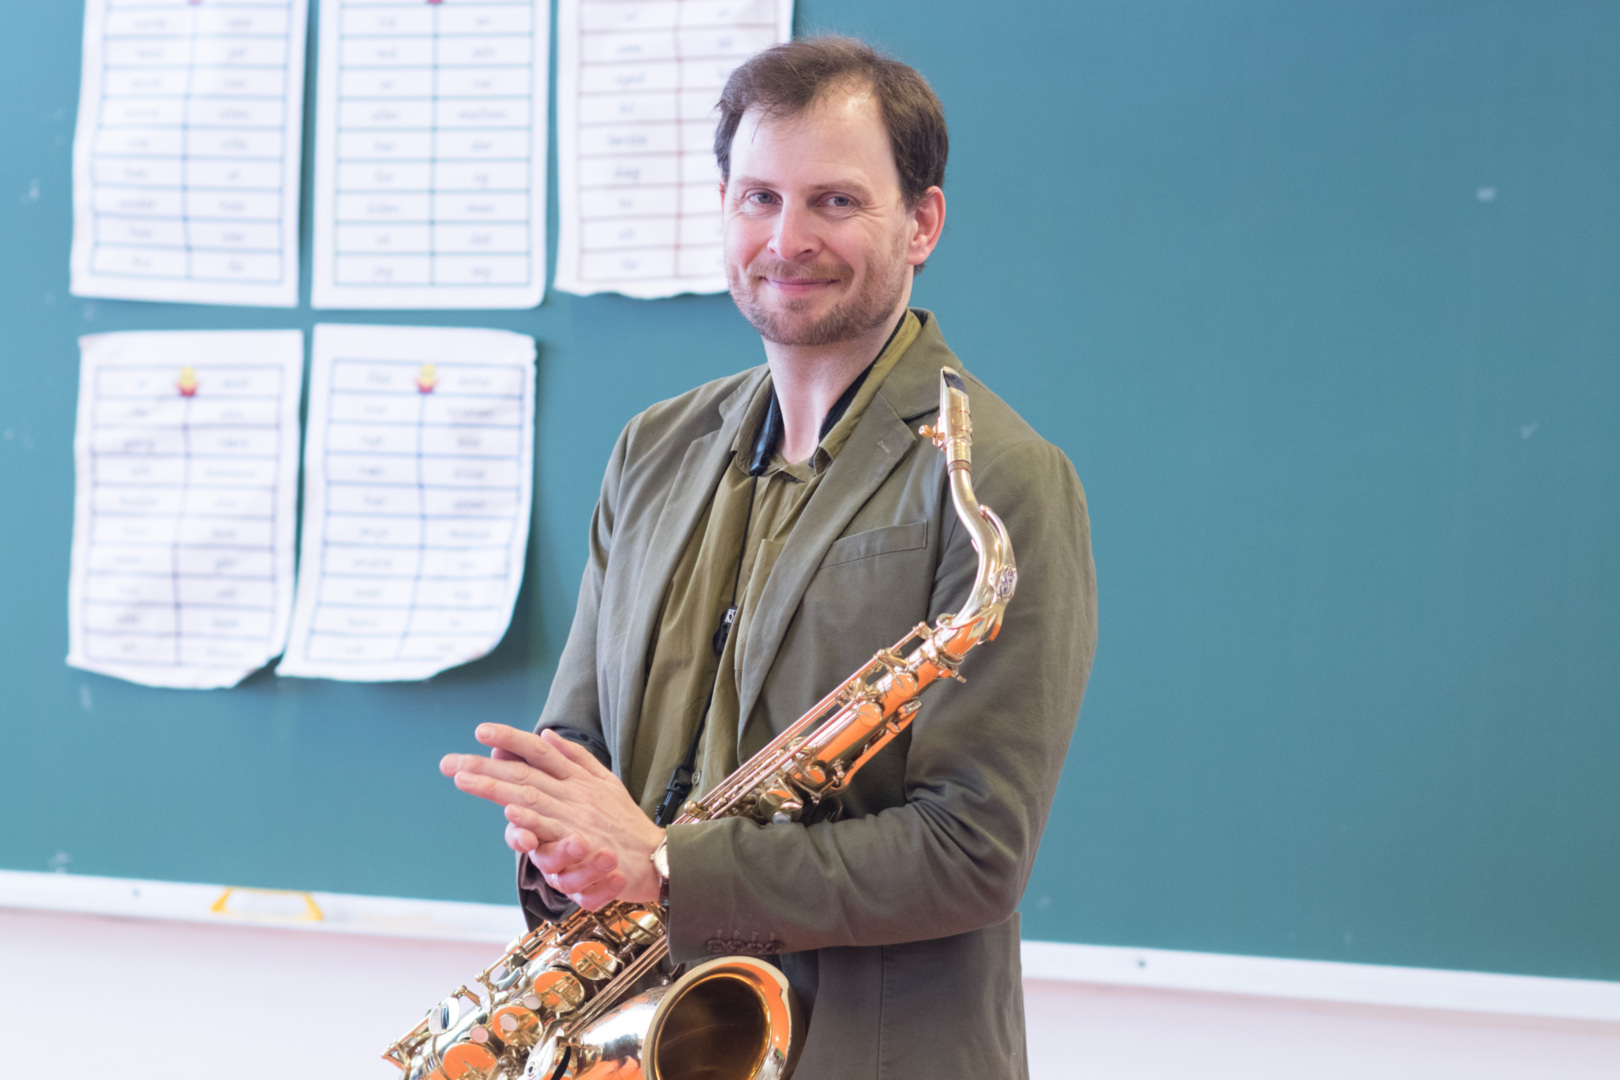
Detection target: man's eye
<box><xmin>825</xmin><ymin>195</ymin><xmax>854</xmax><ymax>208</ymax></box>
<box><xmin>747</xmin><ymin>191</ymin><xmax>776</xmax><ymax>205</ymax></box>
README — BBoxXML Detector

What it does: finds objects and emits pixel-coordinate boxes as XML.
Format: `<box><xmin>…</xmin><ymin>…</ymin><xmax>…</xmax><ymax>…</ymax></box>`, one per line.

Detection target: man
<box><xmin>441</xmin><ymin>36</ymin><xmax>1097</xmax><ymax>1078</ymax></box>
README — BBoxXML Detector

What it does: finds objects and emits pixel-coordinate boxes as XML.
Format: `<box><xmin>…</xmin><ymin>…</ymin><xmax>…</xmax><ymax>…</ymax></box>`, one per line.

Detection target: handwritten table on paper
<box><xmin>277</xmin><ymin>325</ymin><xmax>535</xmax><ymax>681</ymax></box>
<box><xmin>69</xmin><ymin>0</ymin><xmax>310</xmax><ymax>307</ymax></box>
<box><xmin>311</xmin><ymin>0</ymin><xmax>551</xmax><ymax>309</ymax></box>
<box><xmin>553</xmin><ymin>0</ymin><xmax>793</xmax><ymax>298</ymax></box>
<box><xmin>67</xmin><ymin>331</ymin><xmax>305</xmax><ymax>689</ymax></box>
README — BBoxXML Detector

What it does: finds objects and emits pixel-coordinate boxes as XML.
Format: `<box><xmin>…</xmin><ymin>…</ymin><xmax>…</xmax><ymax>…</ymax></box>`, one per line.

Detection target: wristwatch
<box><xmin>649</xmin><ymin>838</ymin><xmax>671</xmax><ymax>907</ymax></box>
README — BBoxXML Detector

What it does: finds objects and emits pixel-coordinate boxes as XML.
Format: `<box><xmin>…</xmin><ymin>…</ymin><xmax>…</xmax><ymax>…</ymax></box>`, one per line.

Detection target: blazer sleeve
<box><xmin>663</xmin><ymin>436</ymin><xmax>1098</xmax><ymax>960</ymax></box>
<box><xmin>516</xmin><ymin>420</ymin><xmax>632</xmax><ymax>928</ymax></box>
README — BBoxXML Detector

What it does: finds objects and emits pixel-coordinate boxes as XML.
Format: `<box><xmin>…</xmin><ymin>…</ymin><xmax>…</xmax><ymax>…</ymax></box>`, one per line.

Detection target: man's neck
<box><xmin>763</xmin><ymin>298</ymin><xmax>911</xmax><ymax>464</ymax></box>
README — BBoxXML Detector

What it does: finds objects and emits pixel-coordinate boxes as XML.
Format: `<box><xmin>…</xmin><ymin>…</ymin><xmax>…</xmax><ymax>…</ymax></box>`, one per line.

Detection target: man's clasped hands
<box><xmin>440</xmin><ymin>724</ymin><xmax>666</xmax><ymax>910</ymax></box>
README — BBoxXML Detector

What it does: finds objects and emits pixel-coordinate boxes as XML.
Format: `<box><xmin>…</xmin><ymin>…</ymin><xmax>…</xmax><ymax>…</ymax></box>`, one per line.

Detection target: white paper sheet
<box><xmin>69</xmin><ymin>0</ymin><xmax>310</xmax><ymax>308</ymax></box>
<box><xmin>310</xmin><ymin>0</ymin><xmax>551</xmax><ymax>309</ymax></box>
<box><xmin>277</xmin><ymin>324</ymin><xmax>535</xmax><ymax>681</ymax></box>
<box><xmin>67</xmin><ymin>331</ymin><xmax>306</xmax><ymax>689</ymax></box>
<box><xmin>552</xmin><ymin>0</ymin><xmax>792</xmax><ymax>299</ymax></box>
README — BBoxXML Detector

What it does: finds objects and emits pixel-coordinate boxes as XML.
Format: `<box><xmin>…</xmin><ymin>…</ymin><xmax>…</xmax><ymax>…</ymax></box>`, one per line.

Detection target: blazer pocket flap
<box><xmin>819</xmin><ymin>521</ymin><xmax>928</xmax><ymax>569</ymax></box>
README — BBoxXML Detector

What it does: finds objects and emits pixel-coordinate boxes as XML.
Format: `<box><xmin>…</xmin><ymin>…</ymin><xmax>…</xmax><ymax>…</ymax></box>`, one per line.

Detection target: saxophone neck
<box><xmin>919</xmin><ymin>368</ymin><xmax>1017</xmax><ymax>643</ymax></box>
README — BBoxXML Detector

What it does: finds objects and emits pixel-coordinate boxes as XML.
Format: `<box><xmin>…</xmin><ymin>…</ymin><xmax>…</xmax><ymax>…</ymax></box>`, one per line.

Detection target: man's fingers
<box><xmin>476</xmin><ymin>723</ymin><xmax>584</xmax><ymax>780</ymax></box>
<box><xmin>547</xmin><ymin>864</ymin><xmax>626</xmax><ymax>908</ymax></box>
<box><xmin>526</xmin><ymin>836</ymin><xmax>615</xmax><ymax>877</ymax></box>
<box><xmin>439</xmin><ymin>752</ymin><xmax>539</xmax><ymax>787</ymax></box>
<box><xmin>453</xmin><ymin>770</ymin><xmax>570</xmax><ymax>819</ymax></box>
<box><xmin>504</xmin><ymin>821</ymin><xmax>539</xmax><ymax>854</ymax></box>
<box><xmin>470</xmin><ymin>722</ymin><xmax>554</xmax><ymax>771</ymax></box>
<box><xmin>505</xmin><ymin>805</ymin><xmax>572</xmax><ymax>845</ymax></box>
<box><xmin>569</xmin><ymin>871</ymin><xmax>628</xmax><ymax>912</ymax></box>
<box><xmin>446</xmin><ymin>756</ymin><xmax>584</xmax><ymax>811</ymax></box>
<box><xmin>540</xmin><ymin>729</ymin><xmax>616</xmax><ymax>780</ymax></box>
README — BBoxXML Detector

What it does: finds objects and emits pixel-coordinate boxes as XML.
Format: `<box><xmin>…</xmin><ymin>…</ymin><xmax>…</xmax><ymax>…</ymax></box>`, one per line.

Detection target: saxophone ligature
<box><xmin>386</xmin><ymin>368</ymin><xmax>1017</xmax><ymax>1080</ymax></box>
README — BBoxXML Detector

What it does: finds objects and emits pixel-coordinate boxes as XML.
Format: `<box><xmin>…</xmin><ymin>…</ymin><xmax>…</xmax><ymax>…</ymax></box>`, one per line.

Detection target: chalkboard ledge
<box><xmin>3</xmin><ymin>870</ymin><xmax>1616</xmax><ymax>1023</ymax></box>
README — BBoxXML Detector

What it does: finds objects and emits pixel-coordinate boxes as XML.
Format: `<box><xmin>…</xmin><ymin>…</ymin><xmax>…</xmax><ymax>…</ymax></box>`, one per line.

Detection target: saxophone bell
<box><xmin>529</xmin><ymin>956</ymin><xmax>802</xmax><ymax>1080</ymax></box>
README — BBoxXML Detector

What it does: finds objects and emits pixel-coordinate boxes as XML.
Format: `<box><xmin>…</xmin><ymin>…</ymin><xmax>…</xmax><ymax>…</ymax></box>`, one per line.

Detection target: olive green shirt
<box><xmin>628</xmin><ymin>311</ymin><xmax>923</xmax><ymax>815</ymax></box>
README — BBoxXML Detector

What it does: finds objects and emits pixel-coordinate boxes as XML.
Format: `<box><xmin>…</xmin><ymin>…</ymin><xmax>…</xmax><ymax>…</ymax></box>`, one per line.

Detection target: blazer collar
<box><xmin>613</xmin><ymin>366</ymin><xmax>770</xmax><ymax>770</ymax></box>
<box><xmin>872</xmin><ymin>310</ymin><xmax>963</xmax><ymax>425</ymax></box>
<box><xmin>734</xmin><ymin>310</ymin><xmax>964</xmax><ymax>746</ymax></box>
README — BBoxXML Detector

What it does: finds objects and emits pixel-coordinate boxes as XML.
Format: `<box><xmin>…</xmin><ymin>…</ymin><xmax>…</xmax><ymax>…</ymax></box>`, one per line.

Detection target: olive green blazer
<box><xmin>522</xmin><ymin>312</ymin><xmax>1097</xmax><ymax>1080</ymax></box>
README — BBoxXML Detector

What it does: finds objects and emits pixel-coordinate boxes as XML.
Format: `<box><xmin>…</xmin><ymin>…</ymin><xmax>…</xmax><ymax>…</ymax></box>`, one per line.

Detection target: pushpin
<box><xmin>416</xmin><ymin>363</ymin><xmax>438</xmax><ymax>394</ymax></box>
<box><xmin>177</xmin><ymin>366</ymin><xmax>199</xmax><ymax>397</ymax></box>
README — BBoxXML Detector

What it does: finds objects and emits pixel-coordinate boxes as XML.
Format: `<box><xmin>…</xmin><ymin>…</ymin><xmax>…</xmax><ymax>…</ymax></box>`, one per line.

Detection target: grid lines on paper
<box><xmin>80</xmin><ymin>363</ymin><xmax>288</xmax><ymax>671</ymax></box>
<box><xmin>303</xmin><ymin>357</ymin><xmax>526</xmax><ymax>665</ymax></box>
<box><xmin>332</xmin><ymin>0</ymin><xmax>539</xmax><ymax>290</ymax></box>
<box><xmin>87</xmin><ymin>0</ymin><xmax>298</xmax><ymax>287</ymax></box>
<box><xmin>565</xmin><ymin>0</ymin><xmax>784</xmax><ymax>289</ymax></box>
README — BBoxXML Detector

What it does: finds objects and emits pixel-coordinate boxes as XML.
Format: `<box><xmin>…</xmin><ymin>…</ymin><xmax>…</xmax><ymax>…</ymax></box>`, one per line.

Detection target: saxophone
<box><xmin>385</xmin><ymin>368</ymin><xmax>1018</xmax><ymax>1080</ymax></box>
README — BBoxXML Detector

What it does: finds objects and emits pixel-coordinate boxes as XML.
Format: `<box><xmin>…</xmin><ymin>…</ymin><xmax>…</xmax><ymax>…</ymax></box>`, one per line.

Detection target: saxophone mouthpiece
<box><xmin>929</xmin><ymin>368</ymin><xmax>974</xmax><ymax>469</ymax></box>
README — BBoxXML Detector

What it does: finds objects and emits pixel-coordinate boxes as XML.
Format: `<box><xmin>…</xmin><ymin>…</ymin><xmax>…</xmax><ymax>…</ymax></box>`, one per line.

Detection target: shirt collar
<box><xmin>735</xmin><ymin>309</ymin><xmax>923</xmax><ymax>477</ymax></box>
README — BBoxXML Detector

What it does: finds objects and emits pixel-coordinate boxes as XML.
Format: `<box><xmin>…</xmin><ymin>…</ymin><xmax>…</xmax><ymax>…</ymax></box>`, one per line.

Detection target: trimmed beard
<box><xmin>727</xmin><ymin>239</ymin><xmax>910</xmax><ymax>348</ymax></box>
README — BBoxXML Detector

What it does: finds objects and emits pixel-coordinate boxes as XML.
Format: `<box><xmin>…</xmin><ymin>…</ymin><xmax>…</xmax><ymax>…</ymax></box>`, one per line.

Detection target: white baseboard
<box><xmin>1021</xmin><ymin>941</ymin><xmax>1620</xmax><ymax>1023</ymax></box>
<box><xmin>0</xmin><ymin>868</ymin><xmax>527</xmax><ymax>944</ymax></box>
<box><xmin>3</xmin><ymin>869</ymin><xmax>1615</xmax><ymax>1024</ymax></box>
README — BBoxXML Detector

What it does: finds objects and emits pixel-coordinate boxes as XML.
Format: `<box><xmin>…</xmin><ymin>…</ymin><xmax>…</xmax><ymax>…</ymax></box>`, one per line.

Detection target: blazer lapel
<box><xmin>612</xmin><ymin>369</ymin><xmax>767</xmax><ymax>771</ymax></box>
<box><xmin>734</xmin><ymin>317</ymin><xmax>963</xmax><ymax>747</ymax></box>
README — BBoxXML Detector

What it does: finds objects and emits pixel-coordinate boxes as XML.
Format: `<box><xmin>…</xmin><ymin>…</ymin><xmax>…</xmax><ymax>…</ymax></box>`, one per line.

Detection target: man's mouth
<box><xmin>752</xmin><ymin>263</ymin><xmax>848</xmax><ymax>292</ymax></box>
<box><xmin>767</xmin><ymin>276</ymin><xmax>838</xmax><ymax>288</ymax></box>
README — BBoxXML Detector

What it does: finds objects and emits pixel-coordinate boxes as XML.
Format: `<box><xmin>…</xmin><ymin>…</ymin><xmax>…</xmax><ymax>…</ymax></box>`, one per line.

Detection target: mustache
<box><xmin>747</xmin><ymin>261</ymin><xmax>851</xmax><ymax>284</ymax></box>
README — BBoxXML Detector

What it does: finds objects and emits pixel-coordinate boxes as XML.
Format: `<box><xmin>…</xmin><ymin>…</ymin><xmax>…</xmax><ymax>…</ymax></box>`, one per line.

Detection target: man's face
<box><xmin>721</xmin><ymin>88</ymin><xmax>921</xmax><ymax>347</ymax></box>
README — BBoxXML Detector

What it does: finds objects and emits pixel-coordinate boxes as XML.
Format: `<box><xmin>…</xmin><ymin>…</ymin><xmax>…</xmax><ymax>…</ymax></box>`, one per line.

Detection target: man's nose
<box><xmin>768</xmin><ymin>202</ymin><xmax>818</xmax><ymax>260</ymax></box>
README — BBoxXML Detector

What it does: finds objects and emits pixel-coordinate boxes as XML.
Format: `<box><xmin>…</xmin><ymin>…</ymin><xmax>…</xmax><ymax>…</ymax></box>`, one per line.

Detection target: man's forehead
<box><xmin>730</xmin><ymin>88</ymin><xmax>898</xmax><ymax>188</ymax></box>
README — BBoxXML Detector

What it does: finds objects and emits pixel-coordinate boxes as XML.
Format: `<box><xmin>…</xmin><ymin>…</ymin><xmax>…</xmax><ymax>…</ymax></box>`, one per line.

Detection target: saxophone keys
<box><xmin>529</xmin><ymin>968</ymin><xmax>587</xmax><ymax>1015</ymax></box>
<box><xmin>490</xmin><ymin>1003</ymin><xmax>544</xmax><ymax>1052</ymax></box>
<box><xmin>886</xmin><ymin>669</ymin><xmax>919</xmax><ymax>700</ymax></box>
<box><xmin>852</xmin><ymin>700</ymin><xmax>884</xmax><ymax>727</ymax></box>
<box><xmin>438</xmin><ymin>1038</ymin><xmax>499</xmax><ymax>1080</ymax></box>
<box><xmin>626</xmin><ymin>907</ymin><xmax>663</xmax><ymax>943</ymax></box>
<box><xmin>567</xmin><ymin>940</ymin><xmax>622</xmax><ymax>982</ymax></box>
<box><xmin>596</xmin><ymin>906</ymin><xmax>663</xmax><ymax>946</ymax></box>
<box><xmin>426</xmin><ymin>1001</ymin><xmax>457</xmax><ymax>1037</ymax></box>
<box><xmin>426</xmin><ymin>985</ymin><xmax>479</xmax><ymax>1036</ymax></box>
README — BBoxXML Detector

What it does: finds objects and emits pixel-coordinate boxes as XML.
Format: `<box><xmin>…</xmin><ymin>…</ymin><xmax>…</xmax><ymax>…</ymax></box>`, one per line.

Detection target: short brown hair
<box><xmin>714</xmin><ymin>36</ymin><xmax>948</xmax><ymax>207</ymax></box>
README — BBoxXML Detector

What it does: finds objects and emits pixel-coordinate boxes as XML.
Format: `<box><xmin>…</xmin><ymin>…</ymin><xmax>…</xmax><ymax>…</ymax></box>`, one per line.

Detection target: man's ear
<box><xmin>907</xmin><ymin>186</ymin><xmax>946</xmax><ymax>267</ymax></box>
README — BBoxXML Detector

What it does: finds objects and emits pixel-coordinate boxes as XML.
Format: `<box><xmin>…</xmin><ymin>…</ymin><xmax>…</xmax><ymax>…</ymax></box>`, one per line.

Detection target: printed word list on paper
<box><xmin>68</xmin><ymin>331</ymin><xmax>305</xmax><ymax>689</ymax></box>
<box><xmin>554</xmin><ymin>0</ymin><xmax>793</xmax><ymax>299</ymax></box>
<box><xmin>278</xmin><ymin>325</ymin><xmax>536</xmax><ymax>682</ymax></box>
<box><xmin>312</xmin><ymin>0</ymin><xmax>551</xmax><ymax>309</ymax></box>
<box><xmin>70</xmin><ymin>0</ymin><xmax>310</xmax><ymax>307</ymax></box>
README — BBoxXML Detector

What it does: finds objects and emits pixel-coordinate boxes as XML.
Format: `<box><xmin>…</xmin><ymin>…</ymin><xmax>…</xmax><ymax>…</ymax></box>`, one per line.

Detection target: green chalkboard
<box><xmin>2</xmin><ymin>1</ymin><xmax>1617</xmax><ymax>984</ymax></box>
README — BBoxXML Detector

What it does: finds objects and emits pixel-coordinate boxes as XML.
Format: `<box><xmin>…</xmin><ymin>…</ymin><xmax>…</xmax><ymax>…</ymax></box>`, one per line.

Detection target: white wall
<box><xmin>3</xmin><ymin>904</ymin><xmax>1618</xmax><ymax>1080</ymax></box>
<box><xmin>1023</xmin><ymin>978</ymin><xmax>1620</xmax><ymax>1080</ymax></box>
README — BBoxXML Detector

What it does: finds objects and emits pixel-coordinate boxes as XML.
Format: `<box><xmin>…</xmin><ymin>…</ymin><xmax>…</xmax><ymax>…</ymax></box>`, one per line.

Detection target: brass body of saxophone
<box><xmin>385</xmin><ymin>368</ymin><xmax>1017</xmax><ymax>1080</ymax></box>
